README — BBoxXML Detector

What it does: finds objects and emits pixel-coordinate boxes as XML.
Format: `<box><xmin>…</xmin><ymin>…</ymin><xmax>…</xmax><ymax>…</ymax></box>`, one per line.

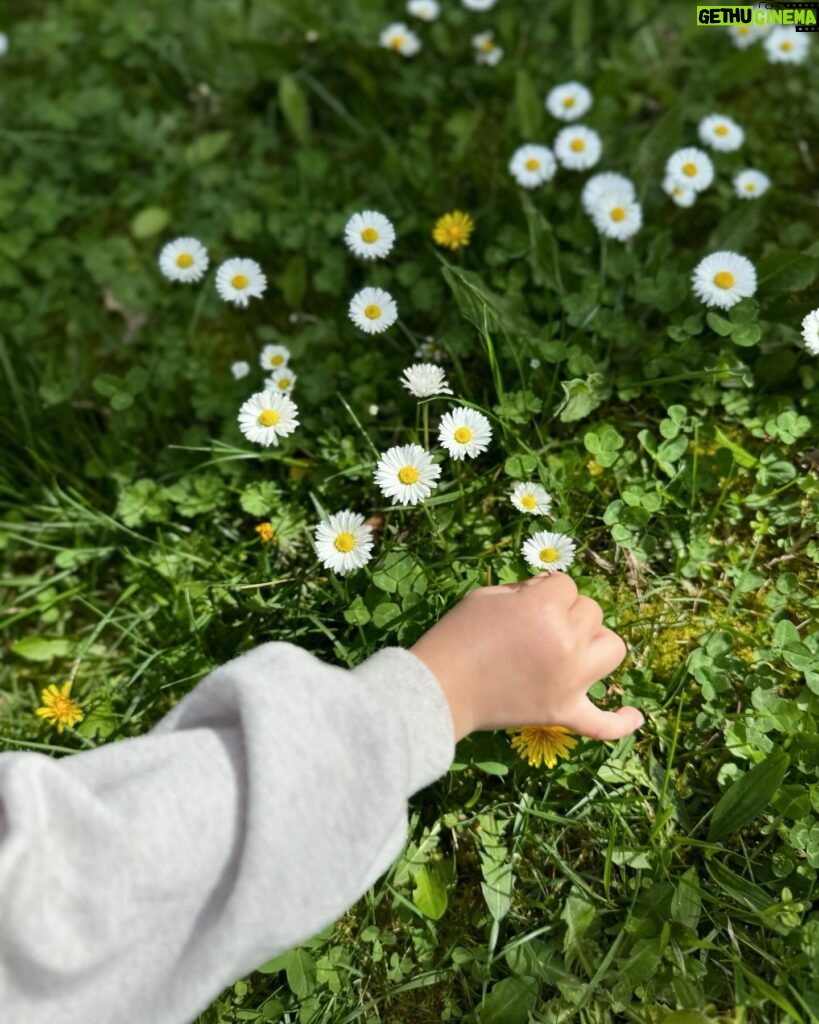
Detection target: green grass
<box><xmin>2</xmin><ymin>0</ymin><xmax>819</xmax><ymax>1021</ymax></box>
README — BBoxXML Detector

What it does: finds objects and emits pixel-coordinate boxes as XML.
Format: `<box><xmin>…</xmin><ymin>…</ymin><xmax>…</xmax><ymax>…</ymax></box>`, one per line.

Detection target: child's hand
<box><xmin>409</xmin><ymin>572</ymin><xmax>644</xmax><ymax>743</ymax></box>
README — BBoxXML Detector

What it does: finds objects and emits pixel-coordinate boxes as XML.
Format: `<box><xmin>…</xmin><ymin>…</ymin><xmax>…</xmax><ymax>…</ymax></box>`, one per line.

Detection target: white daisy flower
<box><xmin>545</xmin><ymin>82</ymin><xmax>593</xmax><ymax>122</ymax></box>
<box><xmin>379</xmin><ymin>22</ymin><xmax>422</xmax><ymax>56</ymax></box>
<box><xmin>764</xmin><ymin>26</ymin><xmax>810</xmax><ymax>64</ymax></box>
<box><xmin>238</xmin><ymin>390</ymin><xmax>300</xmax><ymax>447</ymax></box>
<box><xmin>591</xmin><ymin>198</ymin><xmax>643</xmax><ymax>242</ymax></box>
<box><xmin>407</xmin><ymin>0</ymin><xmax>440</xmax><ymax>20</ymax></box>
<box><xmin>215</xmin><ymin>258</ymin><xmax>267</xmax><ymax>308</ymax></box>
<box><xmin>438</xmin><ymin>407</ymin><xmax>493</xmax><ymax>461</ymax></box>
<box><xmin>727</xmin><ymin>21</ymin><xmax>769</xmax><ymax>48</ymax></box>
<box><xmin>374</xmin><ymin>444</ymin><xmax>442</xmax><ymax>506</ymax></box>
<box><xmin>368</xmin><ymin>404</ymin><xmax>380</xmax><ymax>416</ymax></box>
<box><xmin>344</xmin><ymin>211</ymin><xmax>396</xmax><ymax>261</ymax></box>
<box><xmin>698</xmin><ymin>113</ymin><xmax>744</xmax><ymax>153</ymax></box>
<box><xmin>510</xmin><ymin>481</ymin><xmax>552</xmax><ymax>516</ymax></box>
<box><xmin>314</xmin><ymin>510</ymin><xmax>375</xmax><ymax>577</ymax></box>
<box><xmin>581</xmin><ymin>172</ymin><xmax>635</xmax><ymax>215</ymax></box>
<box><xmin>665</xmin><ymin>147</ymin><xmax>714</xmax><ymax>193</ymax></box>
<box><xmin>554</xmin><ymin>126</ymin><xmax>602</xmax><ymax>171</ymax></box>
<box><xmin>733</xmin><ymin>169</ymin><xmax>771</xmax><ymax>200</ymax></box>
<box><xmin>473</xmin><ymin>31</ymin><xmax>503</xmax><ymax>65</ymax></box>
<box><xmin>400</xmin><ymin>363</ymin><xmax>454</xmax><ymax>398</ymax></box>
<box><xmin>521</xmin><ymin>530</ymin><xmax>577</xmax><ymax>573</ymax></box>
<box><xmin>414</xmin><ymin>336</ymin><xmax>447</xmax><ymax>364</ymax></box>
<box><xmin>801</xmin><ymin>310</ymin><xmax>819</xmax><ymax>355</ymax></box>
<box><xmin>529</xmin><ymin>357</ymin><xmax>541</xmax><ymax>369</ymax></box>
<box><xmin>0</xmin><ymin>33</ymin><xmax>8</xmax><ymax>57</ymax></box>
<box><xmin>231</xmin><ymin>360</ymin><xmax>250</xmax><ymax>380</ymax></box>
<box><xmin>158</xmin><ymin>237</ymin><xmax>209</xmax><ymax>283</ymax></box>
<box><xmin>508</xmin><ymin>145</ymin><xmax>557</xmax><ymax>188</ymax></box>
<box><xmin>259</xmin><ymin>344</ymin><xmax>291</xmax><ymax>372</ymax></box>
<box><xmin>662</xmin><ymin>175</ymin><xmax>697</xmax><ymax>208</ymax></box>
<box><xmin>349</xmin><ymin>287</ymin><xmax>398</xmax><ymax>334</ymax></box>
<box><xmin>265</xmin><ymin>367</ymin><xmax>297</xmax><ymax>395</ymax></box>
<box><xmin>462</xmin><ymin>0</ymin><xmax>496</xmax><ymax>9</ymax></box>
<box><xmin>691</xmin><ymin>251</ymin><xmax>757</xmax><ymax>310</ymax></box>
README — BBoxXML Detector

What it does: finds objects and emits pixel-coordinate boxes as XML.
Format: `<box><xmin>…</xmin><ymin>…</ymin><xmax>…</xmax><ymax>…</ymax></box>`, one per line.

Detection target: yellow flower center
<box><xmin>361</xmin><ymin>227</ymin><xmax>379</xmax><ymax>243</ymax></box>
<box><xmin>682</xmin><ymin>162</ymin><xmax>697</xmax><ymax>177</ymax></box>
<box><xmin>391</xmin><ymin>34</ymin><xmax>406</xmax><ymax>49</ymax></box>
<box><xmin>738</xmin><ymin>25</ymin><xmax>749</xmax><ymax>35</ymax></box>
<box><xmin>745</xmin><ymin>183</ymin><xmax>756</xmax><ymax>193</ymax></box>
<box><xmin>715</xmin><ymin>124</ymin><xmax>729</xmax><ymax>136</ymax></box>
<box><xmin>277</xmin><ymin>378</ymin><xmax>290</xmax><ymax>390</ymax></box>
<box><xmin>525</xmin><ymin>158</ymin><xmax>540</xmax><ymax>171</ymax></box>
<box><xmin>781</xmin><ymin>41</ymin><xmax>793</xmax><ymax>52</ymax></box>
<box><xmin>539</xmin><ymin>546</ymin><xmax>559</xmax><ymax>563</ymax></box>
<box><xmin>270</xmin><ymin>354</ymin><xmax>284</xmax><ymax>366</ymax></box>
<box><xmin>176</xmin><ymin>253</ymin><xmax>193</xmax><ymax>268</ymax></box>
<box><xmin>674</xmin><ymin>187</ymin><xmax>683</xmax><ymax>197</ymax></box>
<box><xmin>334</xmin><ymin>532</ymin><xmax>356</xmax><ymax>553</ymax></box>
<box><xmin>255</xmin><ymin>522</ymin><xmax>275</xmax><ymax>543</ymax></box>
<box><xmin>570</xmin><ymin>138</ymin><xmax>586</xmax><ymax>152</ymax></box>
<box><xmin>520</xmin><ymin>495</ymin><xmax>537</xmax><ymax>509</ymax></box>
<box><xmin>448</xmin><ymin>226</ymin><xmax>466</xmax><ymax>242</ymax></box>
<box><xmin>562</xmin><ymin>96</ymin><xmax>576</xmax><ymax>108</ymax></box>
<box><xmin>53</xmin><ymin>694</ymin><xmax>76</xmax><ymax>718</ymax></box>
<box><xmin>232</xmin><ymin>274</ymin><xmax>249</xmax><ymax>290</ymax></box>
<box><xmin>364</xmin><ymin>304</ymin><xmax>381</xmax><ymax>319</ymax></box>
<box><xmin>398</xmin><ymin>465</ymin><xmax>419</xmax><ymax>484</ymax></box>
<box><xmin>480</xmin><ymin>38</ymin><xmax>495</xmax><ymax>52</ymax></box>
<box><xmin>454</xmin><ymin>426</ymin><xmax>473</xmax><ymax>444</ymax></box>
<box><xmin>714</xmin><ymin>271</ymin><xmax>735</xmax><ymax>289</ymax></box>
<box><xmin>258</xmin><ymin>408</ymin><xmax>280</xmax><ymax>427</ymax></box>
<box><xmin>610</xmin><ymin>206</ymin><xmax>626</xmax><ymax>222</ymax></box>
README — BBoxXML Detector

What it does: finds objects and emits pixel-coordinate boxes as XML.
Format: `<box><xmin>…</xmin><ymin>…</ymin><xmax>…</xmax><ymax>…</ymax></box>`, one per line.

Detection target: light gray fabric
<box><xmin>0</xmin><ymin>641</ymin><xmax>456</xmax><ymax>1023</ymax></box>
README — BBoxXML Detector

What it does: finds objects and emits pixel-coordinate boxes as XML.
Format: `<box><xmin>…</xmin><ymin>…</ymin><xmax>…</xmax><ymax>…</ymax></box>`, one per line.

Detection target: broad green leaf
<box><xmin>480</xmin><ymin>976</ymin><xmax>539</xmax><ymax>1024</ymax></box>
<box><xmin>504</xmin><ymin>453</ymin><xmax>538</xmax><ymax>478</ymax></box>
<box><xmin>712</xmin><ymin>426</ymin><xmax>758</xmax><ymax>468</ymax></box>
<box><xmin>670</xmin><ymin>866</ymin><xmax>702</xmax><ymax>930</ymax></box>
<box><xmin>284</xmin><ymin>949</ymin><xmax>317</xmax><ymax>998</ymax></box>
<box><xmin>555</xmin><ymin>374</ymin><xmax>611</xmax><ymax>423</ymax></box>
<box><xmin>130</xmin><ymin>206</ymin><xmax>169</xmax><ymax>239</ymax></box>
<box><xmin>730</xmin><ymin>322</ymin><xmax>761</xmax><ymax>347</ymax></box>
<box><xmin>279</xmin><ymin>74</ymin><xmax>310</xmax><ymax>143</ymax></box>
<box><xmin>706</xmin><ymin>312</ymin><xmax>732</xmax><ymax>337</ymax></box>
<box><xmin>412</xmin><ymin>863</ymin><xmax>449</xmax><ymax>920</ymax></box>
<box><xmin>12</xmin><ymin>636</ymin><xmax>71</xmax><ymax>662</ymax></box>
<box><xmin>184</xmin><ymin>130</ymin><xmax>232</xmax><ymax>165</ymax></box>
<box><xmin>708</xmin><ymin>749</ymin><xmax>789</xmax><ymax>842</ymax></box>
<box><xmin>514</xmin><ymin>69</ymin><xmax>543</xmax><ymax>138</ymax></box>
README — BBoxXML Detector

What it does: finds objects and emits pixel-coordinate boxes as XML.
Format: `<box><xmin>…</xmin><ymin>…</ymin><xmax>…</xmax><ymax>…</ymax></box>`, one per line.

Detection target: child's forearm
<box><xmin>0</xmin><ymin>642</ymin><xmax>455</xmax><ymax>1023</ymax></box>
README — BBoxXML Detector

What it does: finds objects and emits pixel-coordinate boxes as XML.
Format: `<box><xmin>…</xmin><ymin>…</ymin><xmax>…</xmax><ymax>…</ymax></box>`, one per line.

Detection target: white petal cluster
<box><xmin>581</xmin><ymin>173</ymin><xmax>634</xmax><ymax>216</ymax></box>
<box><xmin>462</xmin><ymin>0</ymin><xmax>497</xmax><ymax>9</ymax></box>
<box><xmin>438</xmin><ymin>407</ymin><xmax>493</xmax><ymax>461</ymax></box>
<box><xmin>764</xmin><ymin>26</ymin><xmax>810</xmax><ymax>64</ymax></box>
<box><xmin>215</xmin><ymin>258</ymin><xmax>267</xmax><ymax>307</ymax></box>
<box><xmin>349</xmin><ymin>287</ymin><xmax>398</xmax><ymax>334</ymax></box>
<box><xmin>591</xmin><ymin>197</ymin><xmax>643</xmax><ymax>242</ymax></box>
<box><xmin>231</xmin><ymin>361</ymin><xmax>250</xmax><ymax>381</ymax></box>
<box><xmin>400</xmin><ymin>363</ymin><xmax>454</xmax><ymax>398</ymax></box>
<box><xmin>407</xmin><ymin>0</ymin><xmax>440</xmax><ymax>20</ymax></box>
<box><xmin>662</xmin><ymin>175</ymin><xmax>696</xmax><ymax>208</ymax></box>
<box><xmin>521</xmin><ymin>531</ymin><xmax>577</xmax><ymax>573</ymax></box>
<box><xmin>545</xmin><ymin>82</ymin><xmax>592</xmax><ymax>122</ymax></box>
<box><xmin>726</xmin><ymin>21</ymin><xmax>769</xmax><ymax>49</ymax></box>
<box><xmin>554</xmin><ymin>126</ymin><xmax>602</xmax><ymax>170</ymax></box>
<box><xmin>238</xmin><ymin>390</ymin><xmax>300</xmax><ymax>447</ymax></box>
<box><xmin>259</xmin><ymin>344</ymin><xmax>291</xmax><ymax>371</ymax></box>
<box><xmin>314</xmin><ymin>510</ymin><xmax>375</xmax><ymax>576</ymax></box>
<box><xmin>379</xmin><ymin>22</ymin><xmax>422</xmax><ymax>56</ymax></box>
<box><xmin>733</xmin><ymin>169</ymin><xmax>770</xmax><ymax>200</ymax></box>
<box><xmin>801</xmin><ymin>310</ymin><xmax>819</xmax><ymax>355</ymax></box>
<box><xmin>665</xmin><ymin>147</ymin><xmax>714</xmax><ymax>195</ymax></box>
<box><xmin>158</xmin><ymin>237</ymin><xmax>209</xmax><ymax>283</ymax></box>
<box><xmin>698</xmin><ymin>113</ymin><xmax>744</xmax><ymax>153</ymax></box>
<box><xmin>508</xmin><ymin>145</ymin><xmax>557</xmax><ymax>188</ymax></box>
<box><xmin>265</xmin><ymin>367</ymin><xmax>297</xmax><ymax>395</ymax></box>
<box><xmin>344</xmin><ymin>211</ymin><xmax>396</xmax><ymax>260</ymax></box>
<box><xmin>374</xmin><ymin>444</ymin><xmax>442</xmax><ymax>506</ymax></box>
<box><xmin>473</xmin><ymin>31</ymin><xmax>503</xmax><ymax>65</ymax></box>
<box><xmin>691</xmin><ymin>251</ymin><xmax>757</xmax><ymax>310</ymax></box>
<box><xmin>510</xmin><ymin>481</ymin><xmax>552</xmax><ymax>516</ymax></box>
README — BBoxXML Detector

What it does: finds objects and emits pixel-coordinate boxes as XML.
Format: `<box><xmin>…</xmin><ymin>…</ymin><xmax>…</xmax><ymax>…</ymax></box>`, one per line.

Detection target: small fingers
<box><xmin>566</xmin><ymin>700</ymin><xmax>645</xmax><ymax>741</ymax></box>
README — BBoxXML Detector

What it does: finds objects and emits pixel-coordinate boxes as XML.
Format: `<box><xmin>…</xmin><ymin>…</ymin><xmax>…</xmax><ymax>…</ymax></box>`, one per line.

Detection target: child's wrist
<box><xmin>408</xmin><ymin>640</ymin><xmax>473</xmax><ymax>743</ymax></box>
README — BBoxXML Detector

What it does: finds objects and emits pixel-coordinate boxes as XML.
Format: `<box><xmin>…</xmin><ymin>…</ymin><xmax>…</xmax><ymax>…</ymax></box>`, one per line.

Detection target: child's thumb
<box><xmin>568</xmin><ymin>701</ymin><xmax>645</xmax><ymax>741</ymax></box>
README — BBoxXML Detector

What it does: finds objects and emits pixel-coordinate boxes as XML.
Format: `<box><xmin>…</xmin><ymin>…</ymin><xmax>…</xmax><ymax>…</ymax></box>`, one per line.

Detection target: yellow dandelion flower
<box><xmin>432</xmin><ymin>210</ymin><xmax>475</xmax><ymax>251</ymax></box>
<box><xmin>35</xmin><ymin>680</ymin><xmax>84</xmax><ymax>735</ymax></box>
<box><xmin>505</xmin><ymin>725</ymin><xmax>577</xmax><ymax>768</ymax></box>
<box><xmin>255</xmin><ymin>522</ymin><xmax>275</xmax><ymax>543</ymax></box>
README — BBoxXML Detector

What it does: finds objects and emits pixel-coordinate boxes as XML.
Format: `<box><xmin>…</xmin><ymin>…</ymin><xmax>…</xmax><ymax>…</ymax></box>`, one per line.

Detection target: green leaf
<box><xmin>277</xmin><ymin>254</ymin><xmax>307</xmax><ymax>308</ymax></box>
<box><xmin>12</xmin><ymin>636</ymin><xmax>72</xmax><ymax>662</ymax></box>
<box><xmin>708</xmin><ymin>750</ymin><xmax>789</xmax><ymax>842</ymax></box>
<box><xmin>343</xmin><ymin>595</ymin><xmax>371</xmax><ymax>627</ymax></box>
<box><xmin>185</xmin><ymin>130</ymin><xmax>232</xmax><ymax>165</ymax></box>
<box><xmin>240</xmin><ymin>481</ymin><xmax>282</xmax><ymax>517</ymax></box>
<box><xmin>504</xmin><ymin>453</ymin><xmax>538</xmax><ymax>479</ymax></box>
<box><xmin>284</xmin><ymin>949</ymin><xmax>317</xmax><ymax>999</ymax></box>
<box><xmin>555</xmin><ymin>374</ymin><xmax>611</xmax><ymax>423</ymax></box>
<box><xmin>712</xmin><ymin>426</ymin><xmax>758</xmax><ymax>468</ymax></box>
<box><xmin>758</xmin><ymin>249</ymin><xmax>819</xmax><ymax>295</ymax></box>
<box><xmin>130</xmin><ymin>206</ymin><xmax>170</xmax><ymax>239</ymax></box>
<box><xmin>514</xmin><ymin>69</ymin><xmax>543</xmax><ymax>138</ymax></box>
<box><xmin>670</xmin><ymin>866</ymin><xmax>702</xmax><ymax>930</ymax></box>
<box><xmin>92</xmin><ymin>373</ymin><xmax>122</xmax><ymax>398</ymax></box>
<box><xmin>279</xmin><ymin>74</ymin><xmax>310</xmax><ymax>144</ymax></box>
<box><xmin>706</xmin><ymin>312</ymin><xmax>732</xmax><ymax>337</ymax></box>
<box><xmin>115</xmin><ymin>479</ymin><xmax>171</xmax><ymax>528</ymax></box>
<box><xmin>412</xmin><ymin>863</ymin><xmax>449</xmax><ymax>920</ymax></box>
<box><xmin>730</xmin><ymin>322</ymin><xmax>761</xmax><ymax>347</ymax></box>
<box><xmin>480</xmin><ymin>976</ymin><xmax>539</xmax><ymax>1024</ymax></box>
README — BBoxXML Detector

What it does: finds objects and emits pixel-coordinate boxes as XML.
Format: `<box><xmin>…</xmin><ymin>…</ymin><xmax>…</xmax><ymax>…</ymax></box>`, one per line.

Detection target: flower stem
<box><xmin>423</xmin><ymin>402</ymin><xmax>430</xmax><ymax>451</ymax></box>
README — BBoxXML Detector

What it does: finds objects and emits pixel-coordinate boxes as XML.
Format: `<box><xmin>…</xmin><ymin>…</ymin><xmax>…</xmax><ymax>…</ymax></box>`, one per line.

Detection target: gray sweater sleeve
<box><xmin>0</xmin><ymin>641</ymin><xmax>456</xmax><ymax>1024</ymax></box>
